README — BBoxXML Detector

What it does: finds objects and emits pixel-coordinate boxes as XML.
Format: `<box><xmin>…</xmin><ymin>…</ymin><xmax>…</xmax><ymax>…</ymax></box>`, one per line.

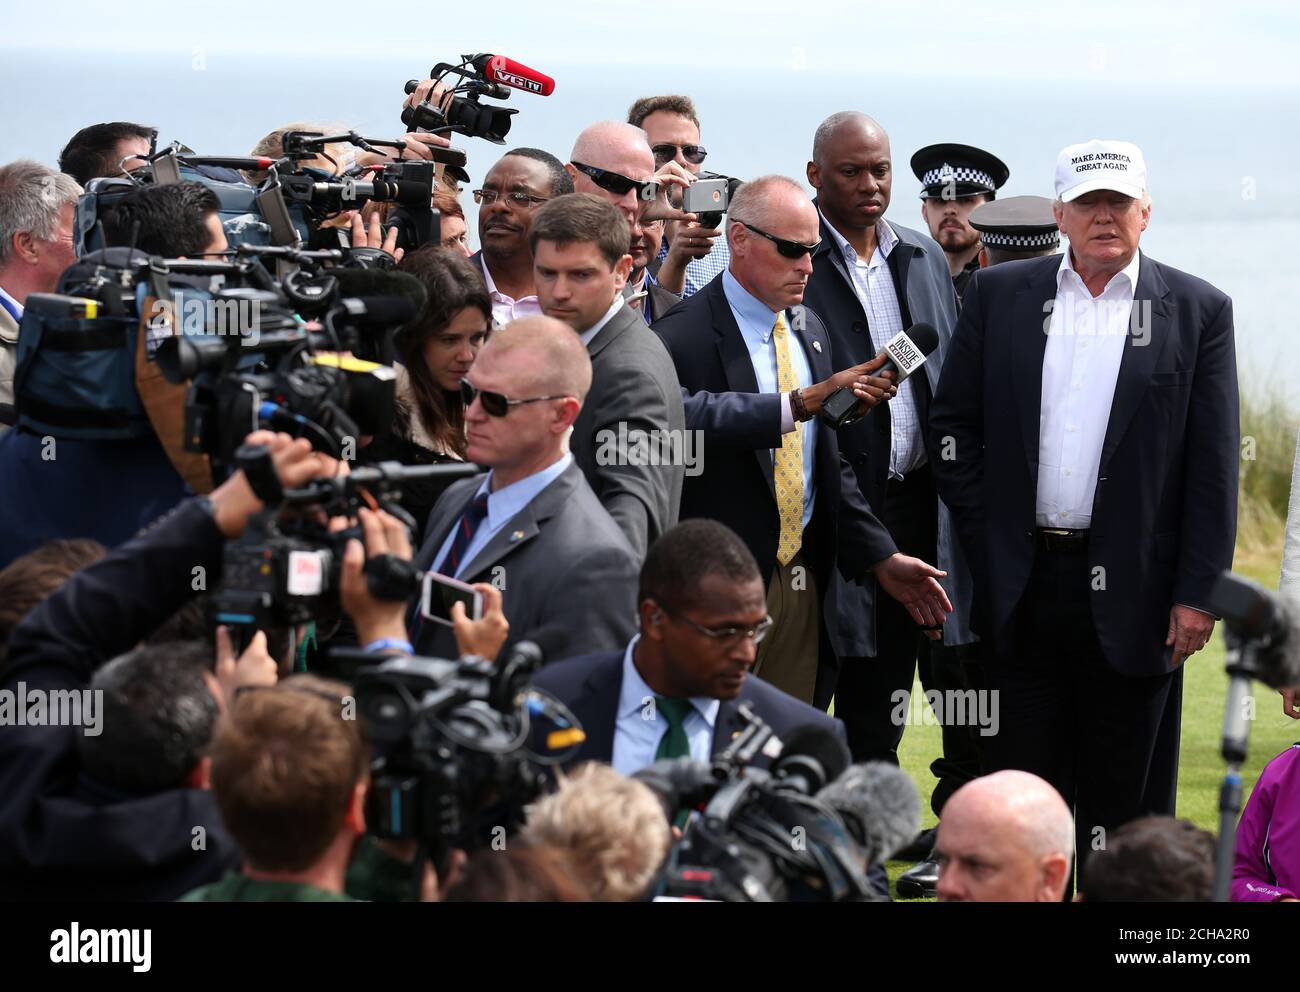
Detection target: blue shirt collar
<box><xmin>475</xmin><ymin>452</ymin><xmax>572</xmax><ymax>531</ymax></box>
<box><xmin>722</xmin><ymin>269</ymin><xmax>783</xmax><ymax>342</ymax></box>
<box><xmin>619</xmin><ymin>635</ymin><xmax>721</xmax><ymax>727</ymax></box>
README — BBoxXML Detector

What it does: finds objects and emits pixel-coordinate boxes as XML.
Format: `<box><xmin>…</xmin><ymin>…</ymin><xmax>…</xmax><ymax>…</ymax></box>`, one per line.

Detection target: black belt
<box><xmin>1036</xmin><ymin>527</ymin><xmax>1090</xmax><ymax>552</ymax></box>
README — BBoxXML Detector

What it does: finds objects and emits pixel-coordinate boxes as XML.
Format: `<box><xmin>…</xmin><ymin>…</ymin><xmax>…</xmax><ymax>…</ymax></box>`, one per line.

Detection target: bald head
<box><xmin>570</xmin><ymin>121</ymin><xmax>655</xmax><ymax>179</ymax></box>
<box><xmin>935</xmin><ymin>771</ymin><xmax>1074</xmax><ymax>903</ymax></box>
<box><xmin>479</xmin><ymin>315</ymin><xmax>593</xmax><ymax>403</ymax></box>
<box><xmin>726</xmin><ymin>175</ymin><xmax>814</xmax><ymax>235</ymax></box>
<box><xmin>812</xmin><ymin>111</ymin><xmax>888</xmax><ymax>167</ymax></box>
<box><xmin>725</xmin><ymin>175</ymin><xmax>819</xmax><ymax>313</ymax></box>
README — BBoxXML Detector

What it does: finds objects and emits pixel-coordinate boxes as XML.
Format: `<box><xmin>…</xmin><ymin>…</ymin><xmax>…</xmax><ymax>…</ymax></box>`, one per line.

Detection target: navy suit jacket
<box><xmin>653</xmin><ymin>274</ymin><xmax>897</xmax><ymax>674</ymax></box>
<box><xmin>530</xmin><ymin>648</ymin><xmax>847</xmax><ymax>770</ymax></box>
<box><xmin>929</xmin><ymin>252</ymin><xmax>1239</xmax><ymax>677</ymax></box>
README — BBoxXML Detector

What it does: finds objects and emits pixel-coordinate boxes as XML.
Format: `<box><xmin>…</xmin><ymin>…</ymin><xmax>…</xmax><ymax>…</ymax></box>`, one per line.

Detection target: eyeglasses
<box><xmin>651</xmin><ymin>143</ymin><xmax>708</xmax><ymax>167</ymax></box>
<box><xmin>570</xmin><ymin>161</ymin><xmax>657</xmax><ymax>201</ymax></box>
<box><xmin>472</xmin><ymin>188</ymin><xmax>550</xmax><ymax>209</ymax></box>
<box><xmin>741</xmin><ymin>222</ymin><xmax>821</xmax><ymax>259</ymax></box>
<box><xmin>659</xmin><ymin>605</ymin><xmax>774</xmax><ymax>646</ymax></box>
<box><xmin>460</xmin><ymin>378</ymin><xmax>571</xmax><ymax>417</ymax></box>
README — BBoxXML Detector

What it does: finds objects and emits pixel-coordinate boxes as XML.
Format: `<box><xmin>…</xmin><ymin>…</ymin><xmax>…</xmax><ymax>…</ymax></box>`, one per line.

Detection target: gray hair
<box><xmin>726</xmin><ymin>174</ymin><xmax>808</xmax><ymax>246</ymax></box>
<box><xmin>0</xmin><ymin>160</ymin><xmax>82</xmax><ymax>268</ymax></box>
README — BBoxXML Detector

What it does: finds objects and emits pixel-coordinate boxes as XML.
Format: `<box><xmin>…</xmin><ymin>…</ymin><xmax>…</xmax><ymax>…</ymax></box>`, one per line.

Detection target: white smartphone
<box><xmin>420</xmin><ymin>571</ymin><xmax>484</xmax><ymax>627</ymax></box>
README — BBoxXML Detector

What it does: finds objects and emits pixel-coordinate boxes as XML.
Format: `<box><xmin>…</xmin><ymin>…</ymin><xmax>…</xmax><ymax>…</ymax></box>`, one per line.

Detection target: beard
<box><xmin>936</xmin><ymin>223</ymin><xmax>981</xmax><ymax>254</ymax></box>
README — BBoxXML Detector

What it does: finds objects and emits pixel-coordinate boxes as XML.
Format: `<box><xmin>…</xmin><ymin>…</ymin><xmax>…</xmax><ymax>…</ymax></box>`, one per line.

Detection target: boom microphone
<box><xmin>821</xmin><ymin>321</ymin><xmax>941</xmax><ymax>429</ymax></box>
<box><xmin>816</xmin><ymin>762</ymin><xmax>922</xmax><ymax>866</ymax></box>
<box><xmin>479</xmin><ymin>55</ymin><xmax>556</xmax><ymax>96</ymax></box>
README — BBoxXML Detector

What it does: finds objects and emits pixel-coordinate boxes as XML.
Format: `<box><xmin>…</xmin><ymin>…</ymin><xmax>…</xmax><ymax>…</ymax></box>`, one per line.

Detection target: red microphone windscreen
<box><xmin>483</xmin><ymin>55</ymin><xmax>555</xmax><ymax>96</ymax></box>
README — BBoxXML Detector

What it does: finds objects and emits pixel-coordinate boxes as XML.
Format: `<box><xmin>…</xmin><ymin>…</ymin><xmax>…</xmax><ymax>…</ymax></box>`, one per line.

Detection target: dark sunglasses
<box><xmin>742</xmin><ymin>222</ymin><xmax>821</xmax><ymax>259</ymax></box>
<box><xmin>570</xmin><ymin>161</ymin><xmax>657</xmax><ymax>201</ymax></box>
<box><xmin>460</xmin><ymin>378</ymin><xmax>570</xmax><ymax>417</ymax></box>
<box><xmin>651</xmin><ymin>142</ymin><xmax>708</xmax><ymax>166</ymax></box>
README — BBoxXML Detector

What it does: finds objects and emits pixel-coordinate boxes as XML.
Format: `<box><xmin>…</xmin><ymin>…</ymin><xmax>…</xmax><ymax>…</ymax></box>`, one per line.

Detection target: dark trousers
<box><xmin>835</xmin><ymin>465</ymin><xmax>937</xmax><ymax>766</ymax></box>
<box><xmin>919</xmin><ymin>639</ymin><xmax>987</xmax><ymax>817</ymax></box>
<box><xmin>986</xmin><ymin>539</ymin><xmax>1178</xmax><ymax>872</ymax></box>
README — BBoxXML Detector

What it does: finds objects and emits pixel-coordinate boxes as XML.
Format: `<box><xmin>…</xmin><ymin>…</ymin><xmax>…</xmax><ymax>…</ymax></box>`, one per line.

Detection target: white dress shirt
<box><xmin>480</xmin><ymin>255</ymin><xmax>543</xmax><ymax>328</ymax></box>
<box><xmin>611</xmin><ymin>636</ymin><xmax>720</xmax><ymax>776</ymax></box>
<box><xmin>578</xmin><ymin>297</ymin><xmax>624</xmax><ymax>347</ymax></box>
<box><xmin>819</xmin><ymin>214</ymin><xmax>923</xmax><ymax>480</ymax></box>
<box><xmin>1036</xmin><ymin>249</ymin><xmax>1143</xmax><ymax>528</ymax></box>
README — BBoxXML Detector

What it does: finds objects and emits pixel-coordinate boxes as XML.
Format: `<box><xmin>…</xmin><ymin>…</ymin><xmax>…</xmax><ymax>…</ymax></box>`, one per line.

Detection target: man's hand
<box><xmin>214</xmin><ymin>626</ymin><xmax>278</xmax><ymax>707</ymax></box>
<box><xmin>656</xmin><ymin>220</ymin><xmax>720</xmax><ymax>295</ymax></box>
<box><xmin>801</xmin><ymin>353</ymin><xmax>898</xmax><ymax>418</ymax></box>
<box><xmin>1166</xmin><ymin>604</ymin><xmax>1216</xmax><ymax>668</ymax></box>
<box><xmin>209</xmin><ymin>431</ymin><xmax>346</xmax><ymax>539</ymax></box>
<box><xmin>1280</xmin><ymin>686</ymin><xmax>1300</xmax><ymax>719</ymax></box>
<box><xmin>340</xmin><ymin>507</ymin><xmax>415</xmax><ymax>647</ymax></box>
<box><xmin>349</xmin><ymin>212</ymin><xmax>404</xmax><ymax>264</ymax></box>
<box><xmin>354</xmin><ymin>131</ymin><xmax>453</xmax><ymax>170</ymax></box>
<box><xmin>873</xmin><ymin>553</ymin><xmax>951</xmax><ymax>631</ymax></box>
<box><xmin>420</xmin><ymin>848</ymin><xmax>468</xmax><ymax>902</ymax></box>
<box><xmin>640</xmin><ymin>161</ymin><xmax>696</xmax><ymax>225</ymax></box>
<box><xmin>403</xmin><ymin>78</ymin><xmax>454</xmax><ymax>118</ymax></box>
<box><xmin>451</xmin><ymin>583</ymin><xmax>509</xmax><ymax>661</ymax></box>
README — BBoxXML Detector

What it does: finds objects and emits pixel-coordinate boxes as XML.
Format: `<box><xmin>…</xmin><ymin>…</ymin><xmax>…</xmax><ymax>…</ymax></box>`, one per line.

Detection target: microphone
<box><xmin>771</xmin><ymin>724</ymin><xmax>852</xmax><ymax>795</ymax></box>
<box><xmin>632</xmin><ymin>759</ymin><xmax>720</xmax><ymax>823</ymax></box>
<box><xmin>816</xmin><ymin>762</ymin><xmax>922</xmax><ymax>866</ymax></box>
<box><xmin>821</xmin><ymin>321</ymin><xmax>941</xmax><ymax>429</ymax></box>
<box><xmin>480</xmin><ymin>55</ymin><xmax>556</xmax><ymax>96</ymax></box>
<box><xmin>1207</xmin><ymin>573</ymin><xmax>1300</xmax><ymax>690</ymax></box>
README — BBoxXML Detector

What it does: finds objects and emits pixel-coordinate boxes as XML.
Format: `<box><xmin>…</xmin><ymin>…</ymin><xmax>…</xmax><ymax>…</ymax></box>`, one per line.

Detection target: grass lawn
<box><xmin>883</xmin><ymin>548</ymin><xmax>1300</xmax><ymax>898</ymax></box>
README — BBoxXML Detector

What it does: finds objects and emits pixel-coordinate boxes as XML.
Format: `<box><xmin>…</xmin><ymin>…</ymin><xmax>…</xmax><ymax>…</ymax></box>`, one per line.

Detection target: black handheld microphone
<box><xmin>821</xmin><ymin>321</ymin><xmax>941</xmax><ymax>429</ymax></box>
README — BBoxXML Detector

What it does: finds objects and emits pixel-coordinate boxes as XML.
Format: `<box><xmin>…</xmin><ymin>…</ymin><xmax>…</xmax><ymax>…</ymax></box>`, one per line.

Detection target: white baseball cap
<box><xmin>1054</xmin><ymin>139</ymin><xmax>1146</xmax><ymax>202</ymax></box>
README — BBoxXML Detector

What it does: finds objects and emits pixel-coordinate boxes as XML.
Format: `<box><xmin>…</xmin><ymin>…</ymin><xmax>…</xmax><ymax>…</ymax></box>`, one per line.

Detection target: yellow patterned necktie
<box><xmin>772</xmin><ymin>312</ymin><xmax>804</xmax><ymax>566</ymax></box>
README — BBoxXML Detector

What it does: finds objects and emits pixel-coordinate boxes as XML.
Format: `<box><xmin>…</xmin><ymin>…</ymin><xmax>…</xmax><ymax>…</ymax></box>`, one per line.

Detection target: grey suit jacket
<box><xmin>571</xmin><ymin>302</ymin><xmax>685</xmax><ymax>559</ymax></box>
<box><xmin>0</xmin><ymin>305</ymin><xmax>18</xmax><ymax>416</ymax></box>
<box><xmin>413</xmin><ymin>461</ymin><xmax>640</xmax><ymax>665</ymax></box>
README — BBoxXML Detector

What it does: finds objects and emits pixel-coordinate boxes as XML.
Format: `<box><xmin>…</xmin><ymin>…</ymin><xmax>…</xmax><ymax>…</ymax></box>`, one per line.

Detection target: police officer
<box><xmin>911</xmin><ymin>144</ymin><xmax>1009</xmax><ymax>300</ymax></box>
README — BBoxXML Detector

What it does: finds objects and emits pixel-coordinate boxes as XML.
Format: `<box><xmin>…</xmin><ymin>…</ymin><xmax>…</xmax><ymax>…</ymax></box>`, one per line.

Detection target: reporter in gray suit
<box><xmin>530</xmin><ymin>193</ymin><xmax>686</xmax><ymax>559</ymax></box>
<box><xmin>411</xmin><ymin>316</ymin><xmax>639</xmax><ymax>663</ymax></box>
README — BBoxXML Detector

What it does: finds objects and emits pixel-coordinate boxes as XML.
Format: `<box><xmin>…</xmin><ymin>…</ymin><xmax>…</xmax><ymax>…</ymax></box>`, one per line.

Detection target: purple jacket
<box><xmin>1233</xmin><ymin>743</ymin><xmax>1300</xmax><ymax>901</ymax></box>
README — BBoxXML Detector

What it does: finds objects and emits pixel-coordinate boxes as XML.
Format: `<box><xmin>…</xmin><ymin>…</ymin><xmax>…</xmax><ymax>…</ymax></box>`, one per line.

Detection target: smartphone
<box><xmin>682</xmin><ymin>177</ymin><xmax>730</xmax><ymax>216</ymax></box>
<box><xmin>420</xmin><ymin>571</ymin><xmax>484</xmax><ymax>627</ymax></box>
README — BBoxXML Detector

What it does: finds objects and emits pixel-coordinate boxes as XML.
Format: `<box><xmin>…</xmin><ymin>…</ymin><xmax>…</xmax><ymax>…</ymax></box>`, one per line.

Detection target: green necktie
<box><xmin>654</xmin><ymin>697</ymin><xmax>693</xmax><ymax>761</ymax></box>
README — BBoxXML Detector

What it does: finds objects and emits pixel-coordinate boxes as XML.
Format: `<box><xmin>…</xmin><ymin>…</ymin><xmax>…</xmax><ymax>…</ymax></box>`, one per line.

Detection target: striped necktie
<box><xmin>772</xmin><ymin>312</ymin><xmax>804</xmax><ymax>566</ymax></box>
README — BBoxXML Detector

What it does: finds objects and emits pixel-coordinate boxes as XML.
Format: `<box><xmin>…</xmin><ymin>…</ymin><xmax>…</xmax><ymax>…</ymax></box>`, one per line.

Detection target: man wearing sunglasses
<box><xmin>628</xmin><ymin>94</ymin><xmax>729</xmax><ymax>300</ymax></box>
<box><xmin>531</xmin><ymin>518</ymin><xmax>845</xmax><ymax>775</ymax></box>
<box><xmin>470</xmin><ymin>148</ymin><xmax>573</xmax><ymax>328</ymax></box>
<box><xmin>412</xmin><ymin>316</ymin><xmax>640</xmax><ymax>664</ymax></box>
<box><xmin>655</xmin><ymin>175</ymin><xmax>952</xmax><ymax>711</ymax></box>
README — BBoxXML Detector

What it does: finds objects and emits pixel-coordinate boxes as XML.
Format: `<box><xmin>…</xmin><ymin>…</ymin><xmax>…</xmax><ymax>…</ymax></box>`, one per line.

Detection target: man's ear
<box><xmin>978</xmin><ymin>248</ymin><xmax>989</xmax><ymax>269</ymax></box>
<box><xmin>186</xmin><ymin>755</ymin><xmax>212</xmax><ymax>790</ymax></box>
<box><xmin>638</xmin><ymin>598</ymin><xmax>663</xmax><ymax>640</ymax></box>
<box><xmin>614</xmin><ymin>253</ymin><xmax>633</xmax><ymax>289</ymax></box>
<box><xmin>564</xmin><ymin>162</ymin><xmax>578</xmax><ymax>182</ymax></box>
<box><xmin>344</xmin><ymin>780</ymin><xmax>367</xmax><ymax>835</ymax></box>
<box><xmin>13</xmin><ymin>230</ymin><xmax>38</xmax><ymax>265</ymax></box>
<box><xmin>805</xmin><ymin>161</ymin><xmax>820</xmax><ymax>190</ymax></box>
<box><xmin>1038</xmin><ymin>853</ymin><xmax>1071</xmax><ymax>901</ymax></box>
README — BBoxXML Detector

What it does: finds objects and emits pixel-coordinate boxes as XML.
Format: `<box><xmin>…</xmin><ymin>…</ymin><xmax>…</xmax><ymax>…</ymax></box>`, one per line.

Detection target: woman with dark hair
<box><xmin>363</xmin><ymin>245</ymin><xmax>491</xmax><ymax>537</ymax></box>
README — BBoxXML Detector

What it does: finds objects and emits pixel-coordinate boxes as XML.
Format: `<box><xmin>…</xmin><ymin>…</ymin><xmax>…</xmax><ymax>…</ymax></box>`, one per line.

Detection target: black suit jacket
<box><xmin>929</xmin><ymin>252</ymin><xmax>1239</xmax><ymax>677</ymax></box>
<box><xmin>653</xmin><ymin>273</ymin><xmax>897</xmax><ymax>664</ymax></box>
<box><xmin>414</xmin><ymin>462</ymin><xmax>639</xmax><ymax>664</ymax></box>
<box><xmin>530</xmin><ymin>648</ymin><xmax>847</xmax><ymax>769</ymax></box>
<box><xmin>0</xmin><ymin>499</ymin><xmax>239</xmax><ymax>899</ymax></box>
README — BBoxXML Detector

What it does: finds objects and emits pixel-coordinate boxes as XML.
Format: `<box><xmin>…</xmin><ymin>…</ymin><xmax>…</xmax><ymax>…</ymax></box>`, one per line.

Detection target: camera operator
<box><xmin>102</xmin><ymin>180</ymin><xmax>229</xmax><ymax>258</ymax></box>
<box><xmin>627</xmin><ymin>95</ymin><xmax>728</xmax><ymax>299</ymax></box>
<box><xmin>0</xmin><ymin>431</ymin><xmax>339</xmax><ymax>899</ymax></box>
<box><xmin>411</xmin><ymin>315</ymin><xmax>639</xmax><ymax>663</ymax></box>
<box><xmin>0</xmin><ymin>160</ymin><xmax>82</xmax><ymax>414</ymax></box>
<box><xmin>59</xmin><ymin>122</ymin><xmax>154</xmax><ymax>184</ymax></box>
<box><xmin>530</xmin><ymin>518</ymin><xmax>845</xmax><ymax>774</ymax></box>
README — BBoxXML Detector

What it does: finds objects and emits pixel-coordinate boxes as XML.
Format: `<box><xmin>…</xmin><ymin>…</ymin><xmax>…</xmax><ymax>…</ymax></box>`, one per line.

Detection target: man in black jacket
<box><xmin>655</xmin><ymin>175</ymin><xmax>950</xmax><ymax>710</ymax></box>
<box><xmin>0</xmin><ymin>432</ymin><xmax>333</xmax><ymax>899</ymax></box>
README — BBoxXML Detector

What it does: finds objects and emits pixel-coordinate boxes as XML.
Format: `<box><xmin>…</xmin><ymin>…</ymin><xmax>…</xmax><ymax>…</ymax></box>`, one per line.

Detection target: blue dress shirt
<box><xmin>721</xmin><ymin>270</ymin><xmax>816</xmax><ymax>529</ymax></box>
<box><xmin>611</xmin><ymin>635</ymin><xmax>720</xmax><ymax>776</ymax></box>
<box><xmin>429</xmin><ymin>453</ymin><xmax>573</xmax><ymax>578</ymax></box>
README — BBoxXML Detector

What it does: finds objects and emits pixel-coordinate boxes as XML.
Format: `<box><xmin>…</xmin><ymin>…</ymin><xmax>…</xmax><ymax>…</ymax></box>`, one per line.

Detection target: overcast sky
<box><xmin>4</xmin><ymin>0</ymin><xmax>1298</xmax><ymax>85</ymax></box>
